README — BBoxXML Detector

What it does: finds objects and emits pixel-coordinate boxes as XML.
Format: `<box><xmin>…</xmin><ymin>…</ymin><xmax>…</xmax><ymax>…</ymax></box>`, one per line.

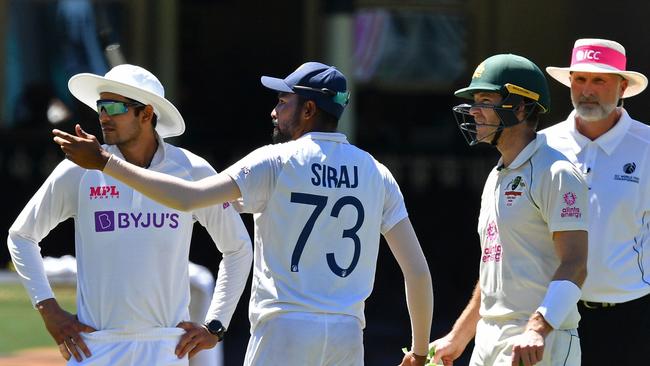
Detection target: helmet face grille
<box><xmin>452</xmin><ymin>103</ymin><xmax>505</xmax><ymax>146</ymax></box>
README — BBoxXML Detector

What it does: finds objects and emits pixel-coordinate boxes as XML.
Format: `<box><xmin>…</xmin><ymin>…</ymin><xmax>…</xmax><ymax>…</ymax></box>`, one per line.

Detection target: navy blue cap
<box><xmin>261</xmin><ymin>62</ymin><xmax>350</xmax><ymax>119</ymax></box>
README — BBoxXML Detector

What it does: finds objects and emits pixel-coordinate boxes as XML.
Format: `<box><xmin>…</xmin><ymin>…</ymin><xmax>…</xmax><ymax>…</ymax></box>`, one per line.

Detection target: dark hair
<box><xmin>127</xmin><ymin>97</ymin><xmax>158</xmax><ymax>129</ymax></box>
<box><xmin>296</xmin><ymin>95</ymin><xmax>338</xmax><ymax>131</ymax></box>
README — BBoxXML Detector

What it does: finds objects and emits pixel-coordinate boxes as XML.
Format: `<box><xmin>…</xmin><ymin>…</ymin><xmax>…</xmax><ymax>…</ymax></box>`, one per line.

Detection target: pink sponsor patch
<box><xmin>482</xmin><ymin>244</ymin><xmax>502</xmax><ymax>263</ymax></box>
<box><xmin>571</xmin><ymin>45</ymin><xmax>626</xmax><ymax>70</ymax></box>
<box><xmin>563</xmin><ymin>192</ymin><xmax>577</xmax><ymax>206</ymax></box>
<box><xmin>486</xmin><ymin>221</ymin><xmax>498</xmax><ymax>243</ymax></box>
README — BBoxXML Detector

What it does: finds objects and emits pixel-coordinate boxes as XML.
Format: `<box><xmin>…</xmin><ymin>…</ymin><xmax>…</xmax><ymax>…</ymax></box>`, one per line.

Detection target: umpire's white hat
<box><xmin>546</xmin><ymin>38</ymin><xmax>648</xmax><ymax>98</ymax></box>
<box><xmin>68</xmin><ymin>64</ymin><xmax>185</xmax><ymax>138</ymax></box>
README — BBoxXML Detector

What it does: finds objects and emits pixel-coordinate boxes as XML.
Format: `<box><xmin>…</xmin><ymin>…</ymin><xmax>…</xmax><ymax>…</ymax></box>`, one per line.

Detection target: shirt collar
<box><xmin>298</xmin><ymin>132</ymin><xmax>349</xmax><ymax>144</ymax></box>
<box><xmin>565</xmin><ymin>108</ymin><xmax>632</xmax><ymax>156</ymax></box>
<box><xmin>497</xmin><ymin>133</ymin><xmax>545</xmax><ymax>170</ymax></box>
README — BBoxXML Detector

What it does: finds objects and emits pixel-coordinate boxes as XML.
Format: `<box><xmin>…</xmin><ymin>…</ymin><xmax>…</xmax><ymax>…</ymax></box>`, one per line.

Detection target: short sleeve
<box><xmin>224</xmin><ymin>145</ymin><xmax>280</xmax><ymax>214</ymax></box>
<box><xmin>539</xmin><ymin>160</ymin><xmax>589</xmax><ymax>233</ymax></box>
<box><xmin>378</xmin><ymin>163</ymin><xmax>408</xmax><ymax>234</ymax></box>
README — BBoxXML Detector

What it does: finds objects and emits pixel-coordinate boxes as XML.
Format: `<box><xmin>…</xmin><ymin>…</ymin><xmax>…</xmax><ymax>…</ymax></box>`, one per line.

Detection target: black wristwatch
<box><xmin>204</xmin><ymin>319</ymin><xmax>226</xmax><ymax>342</ymax></box>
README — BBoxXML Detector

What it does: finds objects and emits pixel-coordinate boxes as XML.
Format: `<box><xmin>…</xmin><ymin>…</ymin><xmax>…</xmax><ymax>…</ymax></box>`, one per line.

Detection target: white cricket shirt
<box><xmin>225</xmin><ymin>132</ymin><xmax>407</xmax><ymax>329</ymax></box>
<box><xmin>477</xmin><ymin>134</ymin><xmax>588</xmax><ymax>329</ymax></box>
<box><xmin>8</xmin><ymin>138</ymin><xmax>251</xmax><ymax>331</ymax></box>
<box><xmin>542</xmin><ymin>108</ymin><xmax>650</xmax><ymax>302</ymax></box>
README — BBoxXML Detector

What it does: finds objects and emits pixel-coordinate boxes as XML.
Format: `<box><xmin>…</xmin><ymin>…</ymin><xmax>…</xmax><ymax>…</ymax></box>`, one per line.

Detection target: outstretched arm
<box><xmin>53</xmin><ymin>125</ymin><xmax>241</xmax><ymax>211</ymax></box>
<box><xmin>383</xmin><ymin>217</ymin><xmax>433</xmax><ymax>364</ymax></box>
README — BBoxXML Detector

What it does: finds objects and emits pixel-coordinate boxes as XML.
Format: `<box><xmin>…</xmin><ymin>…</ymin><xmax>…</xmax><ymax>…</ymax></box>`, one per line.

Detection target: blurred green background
<box><xmin>0</xmin><ymin>283</ymin><xmax>76</xmax><ymax>355</ymax></box>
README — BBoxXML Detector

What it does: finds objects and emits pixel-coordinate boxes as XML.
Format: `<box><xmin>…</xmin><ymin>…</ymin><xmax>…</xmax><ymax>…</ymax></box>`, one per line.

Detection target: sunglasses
<box><xmin>292</xmin><ymin>85</ymin><xmax>350</xmax><ymax>107</ymax></box>
<box><xmin>96</xmin><ymin>99</ymin><xmax>145</xmax><ymax>116</ymax></box>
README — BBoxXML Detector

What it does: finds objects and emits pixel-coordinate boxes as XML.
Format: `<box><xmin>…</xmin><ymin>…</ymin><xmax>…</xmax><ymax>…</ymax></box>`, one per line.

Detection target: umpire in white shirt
<box><xmin>541</xmin><ymin>38</ymin><xmax>650</xmax><ymax>365</ymax></box>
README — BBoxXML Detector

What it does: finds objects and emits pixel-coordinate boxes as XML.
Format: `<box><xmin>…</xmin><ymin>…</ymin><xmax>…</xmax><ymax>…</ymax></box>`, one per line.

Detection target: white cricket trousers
<box><xmin>470</xmin><ymin>318</ymin><xmax>581</xmax><ymax>366</ymax></box>
<box><xmin>244</xmin><ymin>312</ymin><xmax>364</xmax><ymax>366</ymax></box>
<box><xmin>67</xmin><ymin>328</ymin><xmax>188</xmax><ymax>366</ymax></box>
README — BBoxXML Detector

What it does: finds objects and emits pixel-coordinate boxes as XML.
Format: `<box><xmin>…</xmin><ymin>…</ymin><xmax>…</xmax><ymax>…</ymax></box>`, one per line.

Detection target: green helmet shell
<box><xmin>454</xmin><ymin>54</ymin><xmax>551</xmax><ymax>113</ymax></box>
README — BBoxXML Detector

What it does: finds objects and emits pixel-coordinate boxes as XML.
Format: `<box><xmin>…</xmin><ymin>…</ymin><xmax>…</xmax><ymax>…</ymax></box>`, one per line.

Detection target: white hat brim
<box><xmin>546</xmin><ymin>65</ymin><xmax>648</xmax><ymax>98</ymax></box>
<box><xmin>68</xmin><ymin>73</ymin><xmax>185</xmax><ymax>138</ymax></box>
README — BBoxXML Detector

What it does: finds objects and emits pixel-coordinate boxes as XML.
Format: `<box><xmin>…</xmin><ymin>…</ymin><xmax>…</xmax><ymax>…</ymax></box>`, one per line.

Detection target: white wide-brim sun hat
<box><xmin>546</xmin><ymin>38</ymin><xmax>648</xmax><ymax>98</ymax></box>
<box><xmin>68</xmin><ymin>64</ymin><xmax>185</xmax><ymax>138</ymax></box>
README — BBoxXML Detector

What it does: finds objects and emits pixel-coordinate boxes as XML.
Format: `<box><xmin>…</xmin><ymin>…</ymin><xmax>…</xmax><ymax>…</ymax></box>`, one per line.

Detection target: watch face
<box><xmin>207</xmin><ymin>320</ymin><xmax>225</xmax><ymax>340</ymax></box>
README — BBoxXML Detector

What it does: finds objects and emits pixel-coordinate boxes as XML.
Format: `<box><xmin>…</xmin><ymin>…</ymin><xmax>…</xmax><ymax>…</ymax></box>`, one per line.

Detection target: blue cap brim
<box><xmin>260</xmin><ymin>76</ymin><xmax>294</xmax><ymax>93</ymax></box>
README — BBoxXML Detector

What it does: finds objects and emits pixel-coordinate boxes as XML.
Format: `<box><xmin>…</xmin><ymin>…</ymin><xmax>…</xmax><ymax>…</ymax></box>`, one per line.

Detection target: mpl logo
<box><xmin>94</xmin><ymin>210</ymin><xmax>179</xmax><ymax>232</ymax></box>
<box><xmin>576</xmin><ymin>49</ymin><xmax>601</xmax><ymax>61</ymax></box>
<box><xmin>89</xmin><ymin>185</ymin><xmax>120</xmax><ymax>200</ymax></box>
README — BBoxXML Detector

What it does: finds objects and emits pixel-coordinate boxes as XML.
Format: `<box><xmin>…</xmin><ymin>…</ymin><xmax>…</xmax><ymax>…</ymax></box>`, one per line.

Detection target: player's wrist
<box><xmin>203</xmin><ymin>319</ymin><xmax>226</xmax><ymax>342</ymax></box>
<box><xmin>411</xmin><ymin>351</ymin><xmax>428</xmax><ymax>359</ymax></box>
<box><xmin>526</xmin><ymin>312</ymin><xmax>552</xmax><ymax>338</ymax></box>
<box><xmin>99</xmin><ymin>151</ymin><xmax>112</xmax><ymax>171</ymax></box>
<box><xmin>535</xmin><ymin>279</ymin><xmax>581</xmax><ymax>330</ymax></box>
<box><xmin>35</xmin><ymin>298</ymin><xmax>60</xmax><ymax>314</ymax></box>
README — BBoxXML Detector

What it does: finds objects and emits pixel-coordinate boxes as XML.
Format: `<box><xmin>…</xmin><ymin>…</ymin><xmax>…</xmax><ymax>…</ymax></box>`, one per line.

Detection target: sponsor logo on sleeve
<box><xmin>560</xmin><ymin>192</ymin><xmax>581</xmax><ymax>218</ymax></box>
<box><xmin>483</xmin><ymin>221</ymin><xmax>502</xmax><ymax>263</ymax></box>
<box><xmin>614</xmin><ymin>162</ymin><xmax>639</xmax><ymax>183</ymax></box>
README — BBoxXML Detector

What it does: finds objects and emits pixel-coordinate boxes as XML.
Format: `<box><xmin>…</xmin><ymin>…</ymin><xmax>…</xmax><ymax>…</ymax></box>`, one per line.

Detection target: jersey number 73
<box><xmin>290</xmin><ymin>192</ymin><xmax>365</xmax><ymax>278</ymax></box>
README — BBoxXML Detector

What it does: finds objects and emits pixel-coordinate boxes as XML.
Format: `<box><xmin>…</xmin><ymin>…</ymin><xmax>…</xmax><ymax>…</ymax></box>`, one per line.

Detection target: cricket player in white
<box><xmin>542</xmin><ymin>38</ymin><xmax>650</xmax><ymax>365</ymax></box>
<box><xmin>53</xmin><ymin>62</ymin><xmax>434</xmax><ymax>366</ymax></box>
<box><xmin>8</xmin><ymin>65</ymin><xmax>253</xmax><ymax>366</ymax></box>
<box><xmin>430</xmin><ymin>55</ymin><xmax>589</xmax><ymax>366</ymax></box>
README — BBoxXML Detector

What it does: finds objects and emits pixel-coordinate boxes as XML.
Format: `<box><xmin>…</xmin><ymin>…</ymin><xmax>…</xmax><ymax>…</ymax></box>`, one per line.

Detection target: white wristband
<box><xmin>535</xmin><ymin>280</ymin><xmax>581</xmax><ymax>329</ymax></box>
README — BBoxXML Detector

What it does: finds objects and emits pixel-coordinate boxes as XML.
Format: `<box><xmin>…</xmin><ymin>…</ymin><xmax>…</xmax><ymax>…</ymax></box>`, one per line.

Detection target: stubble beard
<box><xmin>271</xmin><ymin>126</ymin><xmax>292</xmax><ymax>144</ymax></box>
<box><xmin>271</xmin><ymin>110</ymin><xmax>301</xmax><ymax>144</ymax></box>
<box><xmin>102</xmin><ymin>132</ymin><xmax>117</xmax><ymax>146</ymax></box>
<box><xmin>572</xmin><ymin>97</ymin><xmax>618</xmax><ymax>123</ymax></box>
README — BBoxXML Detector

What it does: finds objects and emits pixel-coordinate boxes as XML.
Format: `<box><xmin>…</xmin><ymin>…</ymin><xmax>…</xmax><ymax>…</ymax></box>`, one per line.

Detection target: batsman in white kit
<box><xmin>8</xmin><ymin>64</ymin><xmax>253</xmax><ymax>365</ymax></box>
<box><xmin>53</xmin><ymin>62</ymin><xmax>434</xmax><ymax>366</ymax></box>
<box><xmin>430</xmin><ymin>54</ymin><xmax>589</xmax><ymax>366</ymax></box>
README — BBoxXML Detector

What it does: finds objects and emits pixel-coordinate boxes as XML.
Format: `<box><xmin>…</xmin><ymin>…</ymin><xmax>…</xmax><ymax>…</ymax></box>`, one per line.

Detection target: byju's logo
<box><xmin>95</xmin><ymin>211</ymin><xmax>115</xmax><ymax>232</ymax></box>
<box><xmin>90</xmin><ymin>186</ymin><xmax>120</xmax><ymax>199</ymax></box>
<box><xmin>94</xmin><ymin>211</ymin><xmax>179</xmax><ymax>232</ymax></box>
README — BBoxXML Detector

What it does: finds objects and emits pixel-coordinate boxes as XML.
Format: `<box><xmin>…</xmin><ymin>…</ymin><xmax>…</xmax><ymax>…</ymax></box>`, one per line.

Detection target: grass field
<box><xmin>0</xmin><ymin>283</ymin><xmax>76</xmax><ymax>355</ymax></box>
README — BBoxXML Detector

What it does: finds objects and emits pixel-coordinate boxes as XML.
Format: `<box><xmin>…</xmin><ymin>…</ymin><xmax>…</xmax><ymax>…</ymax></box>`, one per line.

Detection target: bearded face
<box><xmin>570</xmin><ymin>72</ymin><xmax>625</xmax><ymax>122</ymax></box>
